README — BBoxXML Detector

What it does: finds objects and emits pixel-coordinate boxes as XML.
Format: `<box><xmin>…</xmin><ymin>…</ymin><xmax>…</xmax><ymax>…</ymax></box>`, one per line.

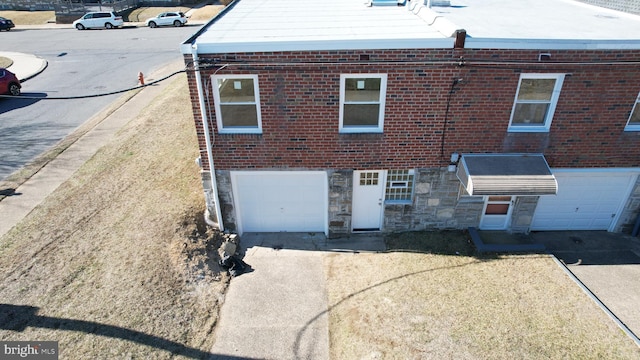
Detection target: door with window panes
<box><xmin>480</xmin><ymin>196</ymin><xmax>514</xmax><ymax>230</ymax></box>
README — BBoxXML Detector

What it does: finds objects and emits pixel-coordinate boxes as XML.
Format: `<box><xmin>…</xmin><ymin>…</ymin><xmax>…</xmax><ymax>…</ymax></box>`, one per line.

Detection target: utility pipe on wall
<box><xmin>191</xmin><ymin>45</ymin><xmax>224</xmax><ymax>232</ymax></box>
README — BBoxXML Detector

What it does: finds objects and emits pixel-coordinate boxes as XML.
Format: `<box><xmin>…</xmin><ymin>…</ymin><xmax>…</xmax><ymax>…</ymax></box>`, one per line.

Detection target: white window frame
<box><xmin>211</xmin><ymin>74</ymin><xmax>262</xmax><ymax>134</ymax></box>
<box><xmin>508</xmin><ymin>73</ymin><xmax>565</xmax><ymax>133</ymax></box>
<box><xmin>625</xmin><ymin>91</ymin><xmax>640</xmax><ymax>131</ymax></box>
<box><xmin>339</xmin><ymin>74</ymin><xmax>387</xmax><ymax>133</ymax></box>
<box><xmin>384</xmin><ymin>169</ymin><xmax>415</xmax><ymax>204</ymax></box>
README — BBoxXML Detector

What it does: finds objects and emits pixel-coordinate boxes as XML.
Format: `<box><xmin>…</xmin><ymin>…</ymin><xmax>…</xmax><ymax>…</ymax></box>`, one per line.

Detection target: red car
<box><xmin>0</xmin><ymin>68</ymin><xmax>21</xmax><ymax>96</ymax></box>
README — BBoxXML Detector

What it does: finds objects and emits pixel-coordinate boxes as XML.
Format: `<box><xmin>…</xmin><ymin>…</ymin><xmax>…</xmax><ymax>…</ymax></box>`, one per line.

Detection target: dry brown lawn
<box><xmin>187</xmin><ymin>5</ymin><xmax>225</xmax><ymax>22</ymax></box>
<box><xmin>0</xmin><ymin>57</ymin><xmax>12</xmax><ymax>68</ymax></box>
<box><xmin>0</xmin><ymin>11</ymin><xmax>54</xmax><ymax>25</ymax></box>
<box><xmin>2</xmin><ymin>7</ymin><xmax>640</xmax><ymax>359</ymax></box>
<box><xmin>325</xmin><ymin>231</ymin><xmax>640</xmax><ymax>359</ymax></box>
<box><xmin>127</xmin><ymin>6</ymin><xmax>193</xmax><ymax>22</ymax></box>
<box><xmin>128</xmin><ymin>5</ymin><xmax>224</xmax><ymax>23</ymax></box>
<box><xmin>0</xmin><ymin>75</ymin><xmax>227</xmax><ymax>358</ymax></box>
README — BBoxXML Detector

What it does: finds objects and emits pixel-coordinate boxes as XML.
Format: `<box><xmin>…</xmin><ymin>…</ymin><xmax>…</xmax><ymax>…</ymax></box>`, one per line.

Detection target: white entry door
<box><xmin>352</xmin><ymin>170</ymin><xmax>386</xmax><ymax>231</ymax></box>
<box><xmin>480</xmin><ymin>196</ymin><xmax>514</xmax><ymax>230</ymax></box>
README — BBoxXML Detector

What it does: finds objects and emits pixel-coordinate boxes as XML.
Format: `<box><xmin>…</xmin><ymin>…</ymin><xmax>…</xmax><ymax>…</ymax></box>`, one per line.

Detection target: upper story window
<box><xmin>339</xmin><ymin>74</ymin><xmax>387</xmax><ymax>133</ymax></box>
<box><xmin>212</xmin><ymin>74</ymin><xmax>262</xmax><ymax>134</ymax></box>
<box><xmin>508</xmin><ymin>74</ymin><xmax>565</xmax><ymax>132</ymax></box>
<box><xmin>625</xmin><ymin>92</ymin><xmax>640</xmax><ymax>131</ymax></box>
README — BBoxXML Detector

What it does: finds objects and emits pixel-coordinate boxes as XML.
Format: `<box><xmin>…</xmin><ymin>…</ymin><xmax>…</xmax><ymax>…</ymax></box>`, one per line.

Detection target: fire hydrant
<box><xmin>138</xmin><ymin>72</ymin><xmax>144</xmax><ymax>85</ymax></box>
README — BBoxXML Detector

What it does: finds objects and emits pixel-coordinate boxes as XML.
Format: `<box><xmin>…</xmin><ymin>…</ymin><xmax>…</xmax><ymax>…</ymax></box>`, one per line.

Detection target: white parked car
<box><xmin>146</xmin><ymin>12</ymin><xmax>188</xmax><ymax>28</ymax></box>
<box><xmin>73</xmin><ymin>11</ymin><xmax>124</xmax><ymax>30</ymax></box>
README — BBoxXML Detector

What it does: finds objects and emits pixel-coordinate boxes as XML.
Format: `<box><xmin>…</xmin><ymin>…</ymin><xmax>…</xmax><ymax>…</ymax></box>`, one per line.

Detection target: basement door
<box><xmin>479</xmin><ymin>196</ymin><xmax>514</xmax><ymax>230</ymax></box>
<box><xmin>352</xmin><ymin>170</ymin><xmax>386</xmax><ymax>231</ymax></box>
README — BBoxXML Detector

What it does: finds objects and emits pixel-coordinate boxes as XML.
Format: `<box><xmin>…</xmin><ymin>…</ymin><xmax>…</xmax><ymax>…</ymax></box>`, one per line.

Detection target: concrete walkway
<box><xmin>210</xmin><ymin>233</ymin><xmax>385</xmax><ymax>360</ymax></box>
<box><xmin>1</xmin><ymin>51</ymin><xmax>48</xmax><ymax>82</ymax></box>
<box><xmin>530</xmin><ymin>231</ymin><xmax>640</xmax><ymax>342</ymax></box>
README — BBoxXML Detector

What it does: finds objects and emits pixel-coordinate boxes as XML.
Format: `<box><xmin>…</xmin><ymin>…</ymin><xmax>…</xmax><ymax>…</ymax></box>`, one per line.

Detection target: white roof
<box><xmin>182</xmin><ymin>0</ymin><xmax>640</xmax><ymax>54</ymax></box>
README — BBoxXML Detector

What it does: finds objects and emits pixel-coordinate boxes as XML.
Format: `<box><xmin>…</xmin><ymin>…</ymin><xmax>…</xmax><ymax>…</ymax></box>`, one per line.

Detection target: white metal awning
<box><xmin>456</xmin><ymin>154</ymin><xmax>557</xmax><ymax>196</ymax></box>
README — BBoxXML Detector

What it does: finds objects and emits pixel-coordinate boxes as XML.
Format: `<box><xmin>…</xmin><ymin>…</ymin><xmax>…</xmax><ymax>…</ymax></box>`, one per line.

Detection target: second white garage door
<box><xmin>231</xmin><ymin>171</ymin><xmax>328</xmax><ymax>235</ymax></box>
<box><xmin>531</xmin><ymin>171</ymin><xmax>636</xmax><ymax>231</ymax></box>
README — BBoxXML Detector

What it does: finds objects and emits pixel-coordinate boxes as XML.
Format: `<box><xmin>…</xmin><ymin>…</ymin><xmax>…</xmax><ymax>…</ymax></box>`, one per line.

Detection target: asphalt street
<box><xmin>0</xmin><ymin>24</ymin><xmax>201</xmax><ymax>180</ymax></box>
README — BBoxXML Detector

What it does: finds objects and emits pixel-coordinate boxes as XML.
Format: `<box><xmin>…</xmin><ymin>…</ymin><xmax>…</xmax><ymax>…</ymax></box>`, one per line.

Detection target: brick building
<box><xmin>181</xmin><ymin>0</ymin><xmax>640</xmax><ymax>237</ymax></box>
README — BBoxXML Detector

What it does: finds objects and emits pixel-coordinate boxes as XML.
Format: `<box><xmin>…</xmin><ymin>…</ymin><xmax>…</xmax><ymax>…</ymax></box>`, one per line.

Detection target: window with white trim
<box><xmin>625</xmin><ymin>92</ymin><xmax>640</xmax><ymax>131</ymax></box>
<box><xmin>212</xmin><ymin>74</ymin><xmax>262</xmax><ymax>134</ymax></box>
<box><xmin>508</xmin><ymin>74</ymin><xmax>565</xmax><ymax>132</ymax></box>
<box><xmin>339</xmin><ymin>74</ymin><xmax>387</xmax><ymax>133</ymax></box>
<box><xmin>385</xmin><ymin>170</ymin><xmax>414</xmax><ymax>203</ymax></box>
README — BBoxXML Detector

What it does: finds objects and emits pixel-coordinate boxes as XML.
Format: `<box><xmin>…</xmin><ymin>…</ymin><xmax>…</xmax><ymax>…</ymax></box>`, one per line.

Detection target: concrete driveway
<box><xmin>530</xmin><ymin>231</ymin><xmax>640</xmax><ymax>342</ymax></box>
<box><xmin>209</xmin><ymin>232</ymin><xmax>385</xmax><ymax>360</ymax></box>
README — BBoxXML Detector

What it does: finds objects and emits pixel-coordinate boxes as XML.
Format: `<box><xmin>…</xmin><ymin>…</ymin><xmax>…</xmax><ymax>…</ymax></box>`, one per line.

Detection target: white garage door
<box><xmin>231</xmin><ymin>171</ymin><xmax>327</xmax><ymax>234</ymax></box>
<box><xmin>531</xmin><ymin>172</ymin><xmax>636</xmax><ymax>231</ymax></box>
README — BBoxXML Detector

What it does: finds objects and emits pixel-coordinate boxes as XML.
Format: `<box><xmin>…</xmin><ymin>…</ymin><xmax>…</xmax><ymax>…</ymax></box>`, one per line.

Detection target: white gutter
<box><xmin>191</xmin><ymin>44</ymin><xmax>224</xmax><ymax>232</ymax></box>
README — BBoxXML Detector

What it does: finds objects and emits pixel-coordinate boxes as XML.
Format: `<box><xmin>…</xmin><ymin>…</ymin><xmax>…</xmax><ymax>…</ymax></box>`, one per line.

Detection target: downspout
<box><xmin>191</xmin><ymin>44</ymin><xmax>224</xmax><ymax>232</ymax></box>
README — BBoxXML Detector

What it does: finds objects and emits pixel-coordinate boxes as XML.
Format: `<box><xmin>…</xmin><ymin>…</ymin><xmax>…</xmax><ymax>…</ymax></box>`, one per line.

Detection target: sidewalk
<box><xmin>0</xmin><ymin>55</ymin><xmax>186</xmax><ymax>238</ymax></box>
<box><xmin>1</xmin><ymin>51</ymin><xmax>48</xmax><ymax>82</ymax></box>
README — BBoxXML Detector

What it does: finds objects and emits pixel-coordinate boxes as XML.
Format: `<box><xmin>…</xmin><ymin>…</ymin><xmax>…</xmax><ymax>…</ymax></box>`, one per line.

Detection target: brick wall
<box><xmin>185</xmin><ymin>48</ymin><xmax>640</xmax><ymax>172</ymax></box>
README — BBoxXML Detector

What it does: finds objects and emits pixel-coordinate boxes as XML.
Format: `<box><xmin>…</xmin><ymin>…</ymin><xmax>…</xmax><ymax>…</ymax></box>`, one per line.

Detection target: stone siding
<box><xmin>327</xmin><ymin>170</ymin><xmax>353</xmax><ymax>238</ymax></box>
<box><xmin>385</xmin><ymin>168</ymin><xmax>464</xmax><ymax>231</ymax></box>
<box><xmin>511</xmin><ymin>196</ymin><xmax>539</xmax><ymax>233</ymax></box>
<box><xmin>213</xmin><ymin>170</ymin><xmax>237</xmax><ymax>233</ymax></box>
<box><xmin>617</xmin><ymin>175</ymin><xmax>640</xmax><ymax>233</ymax></box>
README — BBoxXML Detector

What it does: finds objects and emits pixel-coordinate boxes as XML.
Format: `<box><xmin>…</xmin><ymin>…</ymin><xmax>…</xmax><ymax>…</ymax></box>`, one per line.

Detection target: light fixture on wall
<box><xmin>448</xmin><ymin>152</ymin><xmax>460</xmax><ymax>172</ymax></box>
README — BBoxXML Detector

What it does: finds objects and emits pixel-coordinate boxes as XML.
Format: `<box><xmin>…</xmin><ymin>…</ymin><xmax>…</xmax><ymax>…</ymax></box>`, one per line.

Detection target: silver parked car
<box><xmin>146</xmin><ymin>12</ymin><xmax>188</xmax><ymax>28</ymax></box>
<box><xmin>73</xmin><ymin>11</ymin><xmax>124</xmax><ymax>30</ymax></box>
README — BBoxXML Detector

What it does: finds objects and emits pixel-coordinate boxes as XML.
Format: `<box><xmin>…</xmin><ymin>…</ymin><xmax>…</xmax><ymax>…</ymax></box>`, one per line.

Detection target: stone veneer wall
<box><xmin>209</xmin><ymin>167</ymin><xmax>553</xmax><ymax>236</ymax></box>
<box><xmin>384</xmin><ymin>168</ymin><xmax>485</xmax><ymax>232</ymax></box>
<box><xmin>617</xmin><ymin>175</ymin><xmax>640</xmax><ymax>234</ymax></box>
<box><xmin>328</xmin><ymin>170</ymin><xmax>353</xmax><ymax>238</ymax></box>
<box><xmin>213</xmin><ymin>170</ymin><xmax>236</xmax><ymax>233</ymax></box>
<box><xmin>209</xmin><ymin>168</ymin><xmax>640</xmax><ymax>236</ymax></box>
<box><xmin>510</xmin><ymin>196</ymin><xmax>539</xmax><ymax>233</ymax></box>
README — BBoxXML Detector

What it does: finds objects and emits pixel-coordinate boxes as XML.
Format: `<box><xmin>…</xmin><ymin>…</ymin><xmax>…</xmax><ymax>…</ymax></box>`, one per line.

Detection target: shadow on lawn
<box><xmin>0</xmin><ymin>304</ymin><xmax>249</xmax><ymax>360</ymax></box>
<box><xmin>293</xmin><ymin>254</ymin><xmax>484</xmax><ymax>359</ymax></box>
<box><xmin>384</xmin><ymin>230</ymin><xmax>480</xmax><ymax>257</ymax></box>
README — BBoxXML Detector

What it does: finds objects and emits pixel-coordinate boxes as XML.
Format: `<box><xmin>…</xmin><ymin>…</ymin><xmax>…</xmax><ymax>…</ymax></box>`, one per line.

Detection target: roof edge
<box><xmin>181</xmin><ymin>0</ymin><xmax>242</xmax><ymax>54</ymax></box>
<box><xmin>465</xmin><ymin>38</ymin><xmax>640</xmax><ymax>50</ymax></box>
<box><xmin>187</xmin><ymin>38</ymin><xmax>456</xmax><ymax>54</ymax></box>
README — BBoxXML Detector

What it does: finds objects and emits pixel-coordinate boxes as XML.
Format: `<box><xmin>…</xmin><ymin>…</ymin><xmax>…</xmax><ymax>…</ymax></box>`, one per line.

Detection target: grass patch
<box><xmin>188</xmin><ymin>5</ymin><xmax>225</xmax><ymax>22</ymax></box>
<box><xmin>0</xmin><ymin>57</ymin><xmax>12</xmax><ymax>68</ymax></box>
<box><xmin>0</xmin><ymin>11</ymin><xmax>54</xmax><ymax>25</ymax></box>
<box><xmin>127</xmin><ymin>6</ymin><xmax>192</xmax><ymax>22</ymax></box>
<box><xmin>0</xmin><ymin>75</ymin><xmax>227</xmax><ymax>358</ymax></box>
<box><xmin>325</xmin><ymin>231</ymin><xmax>640</xmax><ymax>359</ymax></box>
<box><xmin>127</xmin><ymin>5</ymin><xmax>224</xmax><ymax>22</ymax></box>
<box><xmin>385</xmin><ymin>230</ymin><xmax>476</xmax><ymax>256</ymax></box>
